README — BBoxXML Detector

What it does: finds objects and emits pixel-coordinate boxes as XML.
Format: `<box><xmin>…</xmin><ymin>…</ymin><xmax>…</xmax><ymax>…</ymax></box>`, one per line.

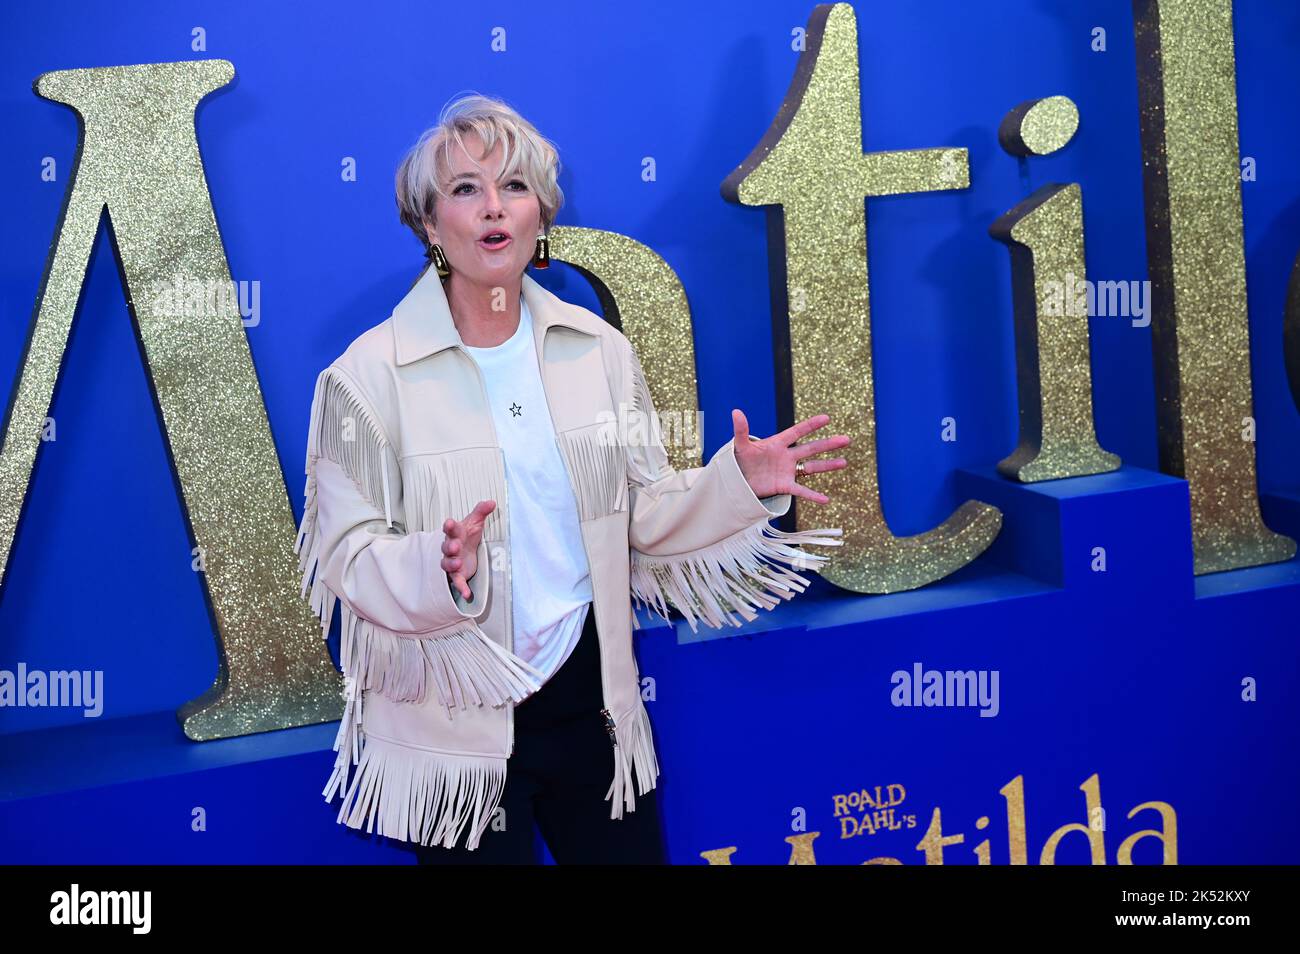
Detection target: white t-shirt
<box><xmin>462</xmin><ymin>296</ymin><xmax>593</xmax><ymax>682</ymax></box>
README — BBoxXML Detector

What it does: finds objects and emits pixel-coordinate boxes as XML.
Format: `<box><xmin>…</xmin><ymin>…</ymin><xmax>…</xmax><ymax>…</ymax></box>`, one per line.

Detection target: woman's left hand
<box><xmin>730</xmin><ymin>409</ymin><xmax>850</xmax><ymax>504</ymax></box>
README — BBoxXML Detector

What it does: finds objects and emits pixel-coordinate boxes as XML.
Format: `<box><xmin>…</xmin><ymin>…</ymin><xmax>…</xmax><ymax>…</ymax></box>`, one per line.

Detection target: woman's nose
<box><xmin>480</xmin><ymin>183</ymin><xmax>505</xmax><ymax>215</ymax></box>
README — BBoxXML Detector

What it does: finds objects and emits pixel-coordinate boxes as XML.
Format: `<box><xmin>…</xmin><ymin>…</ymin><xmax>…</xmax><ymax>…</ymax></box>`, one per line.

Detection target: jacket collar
<box><xmin>392</xmin><ymin>265</ymin><xmax>591</xmax><ymax>366</ymax></box>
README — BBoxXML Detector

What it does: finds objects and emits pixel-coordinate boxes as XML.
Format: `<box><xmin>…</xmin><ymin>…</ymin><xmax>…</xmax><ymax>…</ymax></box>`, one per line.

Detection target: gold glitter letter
<box><xmin>1132</xmin><ymin>0</ymin><xmax>1295</xmax><ymax>573</ymax></box>
<box><xmin>722</xmin><ymin>2</ymin><xmax>1002</xmax><ymax>592</ymax></box>
<box><xmin>0</xmin><ymin>61</ymin><xmax>341</xmax><ymax>739</ymax></box>
<box><xmin>990</xmin><ymin>183</ymin><xmax>1121</xmax><ymax>481</ymax></box>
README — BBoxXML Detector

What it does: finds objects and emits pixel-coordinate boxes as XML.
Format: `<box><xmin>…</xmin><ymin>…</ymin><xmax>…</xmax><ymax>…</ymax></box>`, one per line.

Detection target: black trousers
<box><xmin>413</xmin><ymin>603</ymin><xmax>667</xmax><ymax>864</ymax></box>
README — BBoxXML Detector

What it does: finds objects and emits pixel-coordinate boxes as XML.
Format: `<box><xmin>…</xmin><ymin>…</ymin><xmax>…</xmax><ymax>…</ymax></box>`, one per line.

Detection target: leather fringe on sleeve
<box><xmin>630</xmin><ymin>519</ymin><xmax>843</xmax><ymax>632</ymax></box>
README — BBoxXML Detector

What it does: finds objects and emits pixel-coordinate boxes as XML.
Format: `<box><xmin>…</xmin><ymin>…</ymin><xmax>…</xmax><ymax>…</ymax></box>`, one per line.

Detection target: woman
<box><xmin>294</xmin><ymin>93</ymin><xmax>849</xmax><ymax>864</ymax></box>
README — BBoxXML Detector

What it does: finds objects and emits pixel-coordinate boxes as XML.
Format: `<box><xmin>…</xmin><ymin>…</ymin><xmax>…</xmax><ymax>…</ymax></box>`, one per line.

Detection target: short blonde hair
<box><xmin>395</xmin><ymin>92</ymin><xmax>564</xmax><ymax>255</ymax></box>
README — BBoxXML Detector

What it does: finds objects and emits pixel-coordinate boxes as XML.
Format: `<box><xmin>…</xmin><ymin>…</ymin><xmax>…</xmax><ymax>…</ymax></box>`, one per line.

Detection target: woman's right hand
<box><xmin>442</xmin><ymin>500</ymin><xmax>497</xmax><ymax>602</ymax></box>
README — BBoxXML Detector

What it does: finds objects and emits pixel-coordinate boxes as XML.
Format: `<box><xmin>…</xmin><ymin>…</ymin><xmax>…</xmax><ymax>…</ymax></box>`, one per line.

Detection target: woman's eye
<box><xmin>452</xmin><ymin>183</ymin><xmax>473</xmax><ymax>195</ymax></box>
<box><xmin>507</xmin><ymin>180</ymin><xmax>528</xmax><ymax>191</ymax></box>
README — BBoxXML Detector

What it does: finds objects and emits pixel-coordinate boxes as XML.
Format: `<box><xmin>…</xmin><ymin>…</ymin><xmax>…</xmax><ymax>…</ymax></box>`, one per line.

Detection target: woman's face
<box><xmin>426</xmin><ymin>131</ymin><xmax>542</xmax><ymax>288</ymax></box>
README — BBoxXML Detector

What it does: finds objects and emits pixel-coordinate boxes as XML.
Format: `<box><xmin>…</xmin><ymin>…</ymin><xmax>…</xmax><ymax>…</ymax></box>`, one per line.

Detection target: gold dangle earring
<box><xmin>532</xmin><ymin>229</ymin><xmax>550</xmax><ymax>269</ymax></box>
<box><xmin>426</xmin><ymin>242</ymin><xmax>451</xmax><ymax>278</ymax></box>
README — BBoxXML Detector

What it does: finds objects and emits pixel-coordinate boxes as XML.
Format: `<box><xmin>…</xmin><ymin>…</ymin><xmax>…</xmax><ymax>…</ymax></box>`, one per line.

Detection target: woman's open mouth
<box><xmin>478</xmin><ymin>231</ymin><xmax>513</xmax><ymax>251</ymax></box>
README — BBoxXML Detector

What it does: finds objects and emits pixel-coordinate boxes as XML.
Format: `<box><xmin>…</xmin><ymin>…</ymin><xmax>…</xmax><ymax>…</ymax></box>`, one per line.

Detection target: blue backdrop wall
<box><xmin>0</xmin><ymin>0</ymin><xmax>1297</xmax><ymax>864</ymax></box>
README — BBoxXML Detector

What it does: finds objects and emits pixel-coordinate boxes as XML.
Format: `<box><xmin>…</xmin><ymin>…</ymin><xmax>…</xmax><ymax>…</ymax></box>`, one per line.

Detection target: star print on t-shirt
<box><xmin>509</xmin><ymin>402</ymin><xmax>522</xmax><ymax>417</ymax></box>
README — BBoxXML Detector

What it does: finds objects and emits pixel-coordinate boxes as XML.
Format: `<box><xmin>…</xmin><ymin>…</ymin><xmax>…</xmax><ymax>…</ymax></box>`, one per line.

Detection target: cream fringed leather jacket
<box><xmin>293</xmin><ymin>265</ymin><xmax>842</xmax><ymax>852</ymax></box>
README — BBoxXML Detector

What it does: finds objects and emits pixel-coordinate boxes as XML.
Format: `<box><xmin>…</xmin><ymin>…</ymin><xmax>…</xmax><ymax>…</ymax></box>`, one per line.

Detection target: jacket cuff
<box><xmin>714</xmin><ymin>435</ymin><xmax>793</xmax><ymax>523</ymax></box>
